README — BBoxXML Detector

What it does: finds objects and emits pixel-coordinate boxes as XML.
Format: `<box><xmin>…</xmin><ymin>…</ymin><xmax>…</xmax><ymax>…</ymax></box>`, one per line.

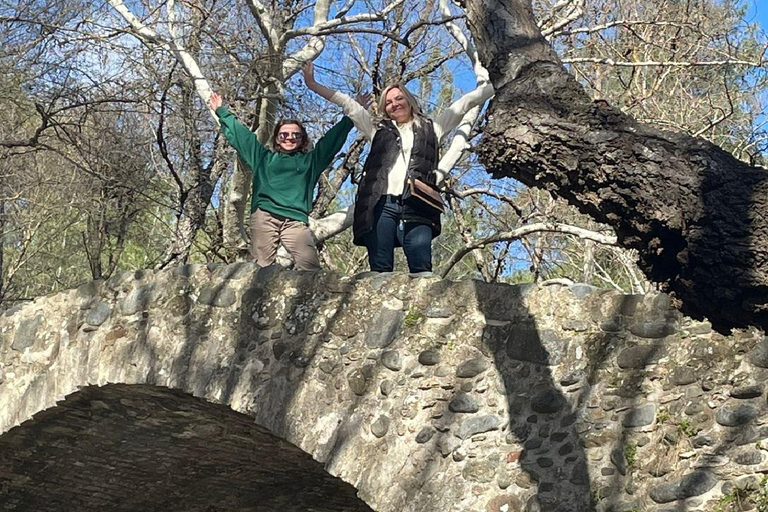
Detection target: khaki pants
<box><xmin>250</xmin><ymin>209</ymin><xmax>320</xmax><ymax>271</ymax></box>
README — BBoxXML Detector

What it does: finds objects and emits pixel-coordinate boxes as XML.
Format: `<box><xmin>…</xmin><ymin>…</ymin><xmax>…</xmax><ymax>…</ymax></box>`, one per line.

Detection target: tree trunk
<box><xmin>463</xmin><ymin>0</ymin><xmax>768</xmax><ymax>333</ymax></box>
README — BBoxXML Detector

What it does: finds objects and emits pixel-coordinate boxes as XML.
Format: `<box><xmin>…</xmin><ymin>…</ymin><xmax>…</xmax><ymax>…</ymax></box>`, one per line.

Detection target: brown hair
<box><xmin>270</xmin><ymin>119</ymin><xmax>311</xmax><ymax>153</ymax></box>
<box><xmin>378</xmin><ymin>83</ymin><xmax>423</xmax><ymax>123</ymax></box>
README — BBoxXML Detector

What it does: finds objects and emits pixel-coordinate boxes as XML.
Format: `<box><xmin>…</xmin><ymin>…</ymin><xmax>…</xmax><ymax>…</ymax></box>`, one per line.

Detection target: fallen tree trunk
<box><xmin>462</xmin><ymin>0</ymin><xmax>768</xmax><ymax>333</ymax></box>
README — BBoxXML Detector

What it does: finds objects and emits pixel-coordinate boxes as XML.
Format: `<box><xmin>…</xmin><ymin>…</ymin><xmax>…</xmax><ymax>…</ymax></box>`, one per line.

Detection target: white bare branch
<box><xmin>106</xmin><ymin>0</ymin><xmax>215</xmax><ymax>117</ymax></box>
<box><xmin>540</xmin><ymin>0</ymin><xmax>585</xmax><ymax>38</ymax></box>
<box><xmin>243</xmin><ymin>0</ymin><xmax>279</xmax><ymax>49</ymax></box>
<box><xmin>562</xmin><ymin>57</ymin><xmax>766</xmax><ymax>68</ymax></box>
<box><xmin>309</xmin><ymin>206</ymin><xmax>355</xmax><ymax>243</ymax></box>
<box><xmin>438</xmin><ymin>223</ymin><xmax>618</xmax><ymax>278</ymax></box>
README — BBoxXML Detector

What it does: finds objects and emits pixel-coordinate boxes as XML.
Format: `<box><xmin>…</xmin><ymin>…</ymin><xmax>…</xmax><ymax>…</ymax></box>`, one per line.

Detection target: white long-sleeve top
<box><xmin>330</xmin><ymin>84</ymin><xmax>493</xmax><ymax>196</ymax></box>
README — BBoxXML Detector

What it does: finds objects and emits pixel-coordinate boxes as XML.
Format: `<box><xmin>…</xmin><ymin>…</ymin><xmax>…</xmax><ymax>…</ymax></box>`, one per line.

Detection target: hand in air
<box><xmin>356</xmin><ymin>91</ymin><xmax>372</xmax><ymax>110</ymax></box>
<box><xmin>207</xmin><ymin>92</ymin><xmax>222</xmax><ymax>111</ymax></box>
<box><xmin>302</xmin><ymin>62</ymin><xmax>315</xmax><ymax>86</ymax></box>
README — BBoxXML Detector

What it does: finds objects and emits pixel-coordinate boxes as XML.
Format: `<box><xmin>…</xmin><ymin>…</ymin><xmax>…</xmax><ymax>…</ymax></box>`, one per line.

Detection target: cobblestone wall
<box><xmin>0</xmin><ymin>263</ymin><xmax>766</xmax><ymax>512</ymax></box>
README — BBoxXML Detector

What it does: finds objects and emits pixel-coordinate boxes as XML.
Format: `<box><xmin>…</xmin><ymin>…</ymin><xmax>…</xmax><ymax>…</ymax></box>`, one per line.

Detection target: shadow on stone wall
<box><xmin>475</xmin><ymin>281</ymin><xmax>595</xmax><ymax>511</ymax></box>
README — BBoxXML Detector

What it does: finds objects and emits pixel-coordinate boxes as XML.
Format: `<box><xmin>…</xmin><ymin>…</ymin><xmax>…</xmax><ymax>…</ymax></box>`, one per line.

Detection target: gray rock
<box><xmin>693</xmin><ymin>454</ymin><xmax>729</xmax><ymax>468</ymax></box>
<box><xmin>85</xmin><ymin>302</ymin><xmax>112</xmax><ymax>326</ymax></box>
<box><xmin>197</xmin><ymin>286</ymin><xmax>237</xmax><ymax>308</ymax></box>
<box><xmin>418</xmin><ymin>349</ymin><xmax>441</xmax><ymax>366</ymax></box>
<box><xmin>735</xmin><ymin>426</ymin><xmax>768</xmax><ymax>445</ymax></box>
<box><xmin>381</xmin><ymin>350</ymin><xmax>402</xmax><ymax>371</ymax></box>
<box><xmin>692</xmin><ymin>435</ymin><xmax>715</xmax><ymax>448</ymax></box>
<box><xmin>318</xmin><ymin>353</ymin><xmax>342</xmax><ymax>375</ymax></box>
<box><xmin>730</xmin><ymin>385</ymin><xmax>763</xmax><ymax>399</ymax></box>
<box><xmin>365</xmin><ymin>307</ymin><xmax>404</xmax><ymax>348</ymax></box>
<box><xmin>569</xmin><ymin>284</ymin><xmax>597</xmax><ymax>298</ymax></box>
<box><xmin>628</xmin><ymin>321</ymin><xmax>677</xmax><ymax>338</ymax></box>
<box><xmin>649</xmin><ymin>471</ymin><xmax>717</xmax><ymax>503</ymax></box>
<box><xmin>463</xmin><ymin>458</ymin><xmax>496</xmax><ymax>483</ymax></box>
<box><xmin>449</xmin><ymin>394</ymin><xmax>480</xmax><ymax>413</ymax></box>
<box><xmin>536</xmin><ymin>457</ymin><xmax>554</xmax><ymax>468</ymax></box>
<box><xmin>559</xmin><ymin>372</ymin><xmax>583</xmax><ymax>386</ymax></box>
<box><xmin>600</xmin><ymin>320</ymin><xmax>622</xmax><ymax>332</ymax></box>
<box><xmin>456</xmin><ymin>357</ymin><xmax>488</xmax><ymax>378</ymax></box>
<box><xmin>12</xmin><ymin>315</ymin><xmax>44</xmax><ymax>351</ymax></box>
<box><xmin>457</xmin><ymin>415</ymin><xmax>502</xmax><ymax>439</ymax></box>
<box><xmin>272</xmin><ymin>342</ymin><xmax>287</xmax><ymax>360</ymax></box>
<box><xmin>416</xmin><ymin>427</ymin><xmax>435</xmax><ymax>444</ymax></box>
<box><xmin>348</xmin><ymin>369</ymin><xmax>368</xmax><ymax>396</ymax></box>
<box><xmin>438</xmin><ymin>436</ymin><xmax>460</xmax><ymax>457</ymax></box>
<box><xmin>524</xmin><ymin>439</ymin><xmax>542</xmax><ymax>450</ymax></box>
<box><xmin>716</xmin><ymin>404</ymin><xmax>758</xmax><ymax>427</ymax></box>
<box><xmin>687</xmin><ymin>321</ymin><xmax>712</xmax><ymax>335</ymax></box>
<box><xmin>749</xmin><ymin>337</ymin><xmax>768</xmax><ymax>368</ymax></box>
<box><xmin>667</xmin><ymin>367</ymin><xmax>698</xmax><ymax>387</ymax></box>
<box><xmin>500</xmin><ymin>328</ymin><xmax>568</xmax><ymax>365</ymax></box>
<box><xmin>623</xmin><ymin>404</ymin><xmax>656</xmax><ymax>427</ymax></box>
<box><xmin>118</xmin><ymin>285</ymin><xmax>155</xmax><ymax>315</ymax></box>
<box><xmin>380</xmin><ymin>380</ymin><xmax>395</xmax><ymax>396</ymax></box>
<box><xmin>76</xmin><ymin>281</ymin><xmax>100</xmax><ymax>309</ymax></box>
<box><xmin>425</xmin><ymin>305</ymin><xmax>452</xmax><ymax>318</ymax></box>
<box><xmin>371</xmin><ymin>415</ymin><xmax>390</xmax><ymax>438</ymax></box>
<box><xmin>617</xmin><ymin>345</ymin><xmax>663</xmax><ymax>369</ymax></box>
<box><xmin>611</xmin><ymin>447</ymin><xmax>627</xmax><ymax>475</ymax></box>
<box><xmin>531</xmin><ymin>388</ymin><xmax>566</xmax><ymax>414</ymax></box>
<box><xmin>735</xmin><ymin>451</ymin><xmax>763</xmax><ymax>465</ymax></box>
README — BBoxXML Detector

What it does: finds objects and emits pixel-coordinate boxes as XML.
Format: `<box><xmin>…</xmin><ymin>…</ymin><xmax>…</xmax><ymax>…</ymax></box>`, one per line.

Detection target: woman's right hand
<box><xmin>302</xmin><ymin>62</ymin><xmax>316</xmax><ymax>87</ymax></box>
<box><xmin>207</xmin><ymin>92</ymin><xmax>222</xmax><ymax>111</ymax></box>
<box><xmin>356</xmin><ymin>91</ymin><xmax>372</xmax><ymax>110</ymax></box>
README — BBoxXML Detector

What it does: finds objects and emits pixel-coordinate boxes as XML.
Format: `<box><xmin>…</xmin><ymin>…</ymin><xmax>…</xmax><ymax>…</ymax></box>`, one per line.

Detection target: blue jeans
<box><xmin>366</xmin><ymin>196</ymin><xmax>433</xmax><ymax>273</ymax></box>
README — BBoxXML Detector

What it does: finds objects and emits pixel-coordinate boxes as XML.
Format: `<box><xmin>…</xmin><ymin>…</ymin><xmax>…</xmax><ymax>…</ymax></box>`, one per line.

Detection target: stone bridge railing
<box><xmin>0</xmin><ymin>263</ymin><xmax>766</xmax><ymax>512</ymax></box>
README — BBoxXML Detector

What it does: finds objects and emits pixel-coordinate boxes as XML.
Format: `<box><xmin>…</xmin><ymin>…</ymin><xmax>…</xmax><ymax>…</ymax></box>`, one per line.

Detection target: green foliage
<box><xmin>624</xmin><ymin>442</ymin><xmax>637</xmax><ymax>467</ymax></box>
<box><xmin>403</xmin><ymin>307</ymin><xmax>423</xmax><ymax>329</ymax></box>
<box><xmin>678</xmin><ymin>418</ymin><xmax>701</xmax><ymax>438</ymax></box>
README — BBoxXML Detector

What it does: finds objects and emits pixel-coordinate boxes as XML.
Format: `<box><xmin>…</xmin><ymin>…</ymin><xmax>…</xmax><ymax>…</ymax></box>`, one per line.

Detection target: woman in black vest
<box><xmin>304</xmin><ymin>63</ymin><xmax>493</xmax><ymax>273</ymax></box>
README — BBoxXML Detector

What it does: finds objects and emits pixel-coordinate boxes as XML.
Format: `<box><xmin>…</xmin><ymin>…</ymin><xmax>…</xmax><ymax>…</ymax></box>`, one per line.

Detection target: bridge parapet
<box><xmin>0</xmin><ymin>264</ymin><xmax>765</xmax><ymax>511</ymax></box>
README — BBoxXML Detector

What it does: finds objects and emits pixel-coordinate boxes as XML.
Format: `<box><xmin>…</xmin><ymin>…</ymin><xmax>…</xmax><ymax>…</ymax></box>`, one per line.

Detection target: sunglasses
<box><xmin>277</xmin><ymin>131</ymin><xmax>303</xmax><ymax>142</ymax></box>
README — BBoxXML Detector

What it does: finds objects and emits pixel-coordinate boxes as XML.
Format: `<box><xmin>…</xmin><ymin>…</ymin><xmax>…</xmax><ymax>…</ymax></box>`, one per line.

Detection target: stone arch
<box><xmin>0</xmin><ymin>384</ymin><xmax>374</xmax><ymax>512</ymax></box>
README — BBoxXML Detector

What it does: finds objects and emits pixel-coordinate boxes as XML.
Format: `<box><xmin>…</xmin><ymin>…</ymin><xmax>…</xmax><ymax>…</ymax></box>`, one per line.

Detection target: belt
<box><xmin>384</xmin><ymin>194</ymin><xmax>401</xmax><ymax>203</ymax></box>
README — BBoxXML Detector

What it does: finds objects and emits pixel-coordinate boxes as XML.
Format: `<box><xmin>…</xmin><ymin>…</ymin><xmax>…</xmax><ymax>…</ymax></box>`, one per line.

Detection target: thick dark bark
<box><xmin>463</xmin><ymin>0</ymin><xmax>768</xmax><ymax>333</ymax></box>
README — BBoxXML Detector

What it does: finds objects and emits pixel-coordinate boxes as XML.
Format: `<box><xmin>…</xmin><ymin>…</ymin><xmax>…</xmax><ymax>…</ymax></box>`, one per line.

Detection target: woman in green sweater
<box><xmin>208</xmin><ymin>92</ymin><xmax>353</xmax><ymax>270</ymax></box>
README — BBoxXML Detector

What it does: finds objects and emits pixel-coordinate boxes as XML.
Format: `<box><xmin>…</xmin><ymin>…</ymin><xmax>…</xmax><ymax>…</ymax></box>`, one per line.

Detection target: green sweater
<box><xmin>215</xmin><ymin>107</ymin><xmax>353</xmax><ymax>224</ymax></box>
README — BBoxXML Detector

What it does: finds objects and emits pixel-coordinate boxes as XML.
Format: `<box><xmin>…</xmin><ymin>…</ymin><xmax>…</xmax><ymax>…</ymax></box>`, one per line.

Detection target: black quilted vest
<box><xmin>353</xmin><ymin>118</ymin><xmax>441</xmax><ymax>245</ymax></box>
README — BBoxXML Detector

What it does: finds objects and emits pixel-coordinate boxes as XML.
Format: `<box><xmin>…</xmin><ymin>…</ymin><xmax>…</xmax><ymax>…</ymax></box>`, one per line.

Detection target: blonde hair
<box><xmin>378</xmin><ymin>83</ymin><xmax>423</xmax><ymax>123</ymax></box>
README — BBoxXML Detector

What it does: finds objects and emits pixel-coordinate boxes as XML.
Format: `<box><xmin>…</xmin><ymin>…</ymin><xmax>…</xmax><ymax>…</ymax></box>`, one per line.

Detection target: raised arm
<box><xmin>432</xmin><ymin>83</ymin><xmax>494</xmax><ymax>143</ymax></box>
<box><xmin>207</xmin><ymin>92</ymin><xmax>266</xmax><ymax>166</ymax></box>
<box><xmin>303</xmin><ymin>62</ymin><xmax>376</xmax><ymax>141</ymax></box>
<box><xmin>302</xmin><ymin>62</ymin><xmax>337</xmax><ymax>102</ymax></box>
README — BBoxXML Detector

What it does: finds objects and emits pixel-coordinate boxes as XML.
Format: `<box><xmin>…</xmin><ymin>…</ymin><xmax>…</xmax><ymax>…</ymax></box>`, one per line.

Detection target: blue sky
<box><xmin>746</xmin><ymin>0</ymin><xmax>768</xmax><ymax>28</ymax></box>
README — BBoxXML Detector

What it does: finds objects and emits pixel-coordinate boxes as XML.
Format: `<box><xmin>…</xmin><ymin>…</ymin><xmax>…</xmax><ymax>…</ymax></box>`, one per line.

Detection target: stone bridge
<box><xmin>1</xmin><ymin>264</ymin><xmax>767</xmax><ymax>512</ymax></box>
